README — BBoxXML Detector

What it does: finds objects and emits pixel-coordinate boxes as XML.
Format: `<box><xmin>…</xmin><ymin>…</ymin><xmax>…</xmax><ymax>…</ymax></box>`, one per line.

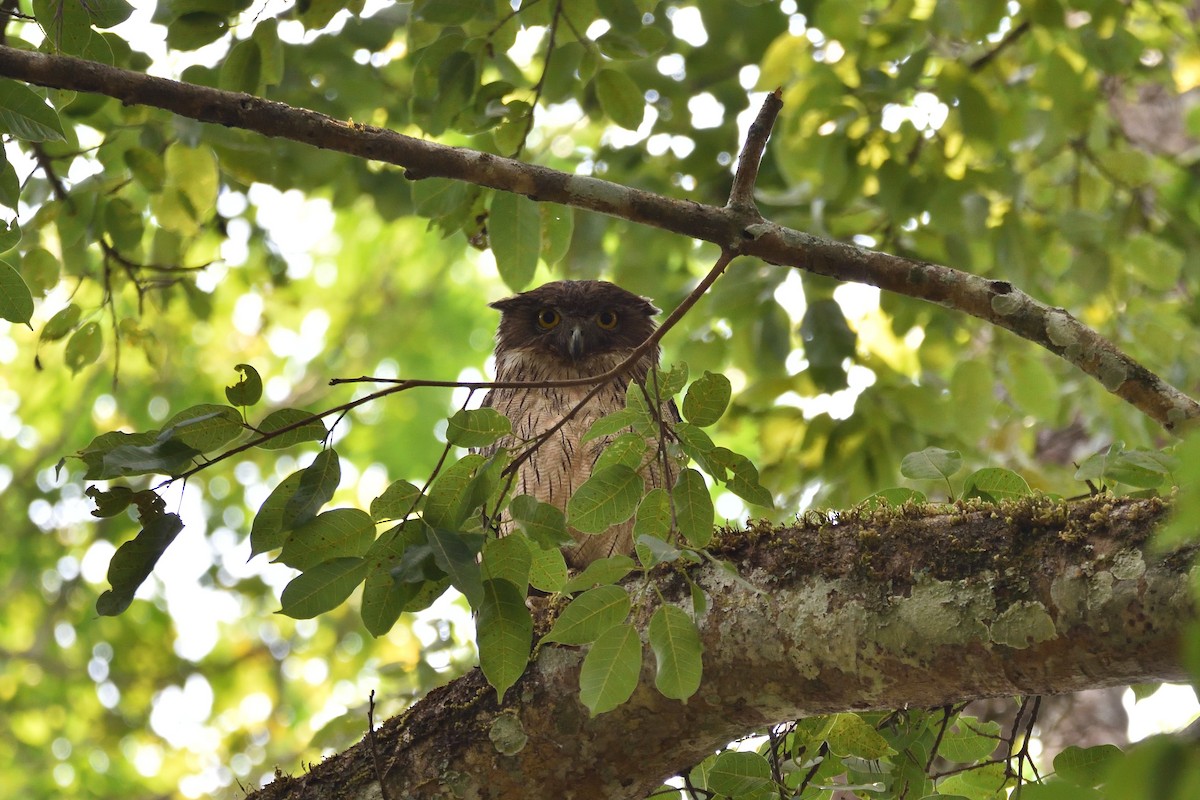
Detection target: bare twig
<box><xmin>728</xmin><ymin>87</ymin><xmax>781</xmax><ymax>212</ymax></box>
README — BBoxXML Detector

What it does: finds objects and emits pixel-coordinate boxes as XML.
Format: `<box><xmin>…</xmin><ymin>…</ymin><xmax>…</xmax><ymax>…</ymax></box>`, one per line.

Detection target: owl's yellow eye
<box><xmin>596</xmin><ymin>310</ymin><xmax>618</xmax><ymax>329</ymax></box>
<box><xmin>537</xmin><ymin>308</ymin><xmax>561</xmax><ymax>329</ymax></box>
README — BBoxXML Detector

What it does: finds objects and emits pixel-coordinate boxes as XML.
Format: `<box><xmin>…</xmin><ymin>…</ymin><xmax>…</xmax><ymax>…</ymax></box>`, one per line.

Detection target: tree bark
<box><xmin>249</xmin><ymin>495</ymin><xmax>1191</xmax><ymax>800</ymax></box>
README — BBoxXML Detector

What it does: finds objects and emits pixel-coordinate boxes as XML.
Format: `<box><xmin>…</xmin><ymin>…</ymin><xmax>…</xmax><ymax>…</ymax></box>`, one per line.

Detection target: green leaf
<box><xmin>95</xmin><ymin>495</ymin><xmax>184</xmax><ymax>616</ymax></box>
<box><xmin>1054</xmin><ymin>744</ymin><xmax>1124</xmax><ymax>788</ymax></box>
<box><xmin>860</xmin><ymin>487</ymin><xmax>927</xmax><ymax>508</ymax></box>
<box><xmin>34</xmin><ymin>0</ymin><xmax>92</xmax><ymax>54</ymax></box>
<box><xmin>633</xmin><ymin>487</ymin><xmax>671</xmax><ymax>541</ymax></box>
<box><xmin>716</xmin><ymin>449</ymin><xmax>774</xmax><ymax>508</ymax></box>
<box><xmin>361</xmin><ymin>522</ymin><xmax>446</xmax><ymax>635</ymax></box>
<box><xmin>0</xmin><ymin>79</ymin><xmax>67</xmax><ymax>141</ymax></box>
<box><xmin>1006</xmin><ymin>351</ymin><xmax>1060</xmax><ymax>419</ymax></box>
<box><xmin>594</xmin><ymin>67</ymin><xmax>645</xmax><ymax>129</ymax></box>
<box><xmin>103</xmin><ymin>197</ymin><xmax>142</xmax><ymax>251</ymax></box>
<box><xmin>648</xmin><ymin>605</ymin><xmax>702</xmax><ymax>700</ymax></box>
<box><xmin>445</xmin><ymin>407</ymin><xmax>512</xmax><ymax>447</ymax></box>
<box><xmin>900</xmin><ymin>447</ymin><xmax>963</xmax><ymax>481</ymax></box>
<box><xmin>540</xmin><ymin>203</ymin><xmax>574</xmax><ymax>265</ymax></box>
<box><xmin>962</xmin><ymin>468</ymin><xmax>1032</xmax><ymax>503</ymax></box>
<box><xmin>825</xmin><ymin>713</ymin><xmax>897</xmax><ymax>759</ymax></box>
<box><xmin>278</xmin><ymin>557</ymin><xmax>368</xmax><ymax>619</ymax></box>
<box><xmin>251</xmin><ymin>18</ymin><xmax>283</xmax><ymax>86</ymax></box>
<box><xmin>281</xmin><ymin>449</ymin><xmax>341</xmax><ymax>529</ymax></box>
<box><xmin>543</xmin><ymin>585</ymin><xmax>631</xmax><ymax>645</ymax></box>
<box><xmin>528</xmin><ymin>542</ymin><xmax>568</xmax><ymax>593</ymax></box>
<box><xmin>582</xmin><ymin>407</ymin><xmax>650</xmax><ymax>443</ymax></box>
<box><xmin>225</xmin><ymin>363</ymin><xmax>263</xmax><ymax>407</ymax></box>
<box><xmin>682</xmin><ymin>371</ymin><xmax>732</xmax><ymax>427</ymax></box>
<box><xmin>413</xmin><ymin>0</ymin><xmax>478</xmax><ymax>24</ymax></box>
<box><xmin>20</xmin><ymin>247</ymin><xmax>58</xmax><ymax>295</ymax></box>
<box><xmin>647</xmin><ymin>362</ymin><xmax>689</xmax><ymax>400</ymax></box>
<box><xmin>219</xmin><ymin>37</ymin><xmax>262</xmax><ymax>94</ymax></box>
<box><xmin>672</xmin><ymin>468</ymin><xmax>713</xmax><ymax>548</ymax></box>
<box><xmin>85</xmin><ymin>485</ymin><xmax>137</xmax><ymax>518</ymax></box>
<box><xmin>477</xmin><ymin>578</ymin><xmax>533</xmax><ymax>701</ymax></box>
<box><xmin>64</xmin><ymin>320</ymin><xmax>103</xmax><ymax>372</ymax></box>
<box><xmin>256</xmin><ymin>408</ymin><xmax>327</xmax><ymax>450</ymax></box>
<box><xmin>481</xmin><ymin>533</ymin><xmax>532</xmax><ymax>591</ymax></box>
<box><xmin>163</xmin><ymin>404</ymin><xmax>243</xmax><ymax>452</ymax></box>
<box><xmin>509</xmin><ymin>494</ymin><xmax>572</xmax><ymax>548</ymax></box>
<box><xmin>87</xmin><ymin>0</ymin><xmax>135</xmax><ymax>28</ymax></box>
<box><xmin>165</xmin><ymin>143</ymin><xmax>218</xmax><ymax>222</ymax></box>
<box><xmin>579</xmin><ymin>622</ymin><xmax>641</xmax><ymax>715</ymax></box>
<box><xmin>277</xmin><ymin>508</ymin><xmax>376</xmax><ymax>571</ymax></box>
<box><xmin>938</xmin><ymin>717</ymin><xmax>1002</xmax><ymax>762</ymax></box>
<box><xmin>250</xmin><ymin>472</ymin><xmax>304</xmax><ymax>556</ymax></box>
<box><xmin>593</xmin><ymin>432</ymin><xmax>647</xmax><ymax>472</ymax></box>
<box><xmin>96</xmin><ymin>430</ymin><xmax>199</xmax><ymax>479</ymax></box>
<box><xmin>567</xmin><ymin>464</ymin><xmax>644</xmax><ymax>533</ymax></box>
<box><xmin>426</xmin><ymin>527</ymin><xmax>485</xmax><ymax>607</ymax></box>
<box><xmin>490</xmin><ymin>192</ymin><xmax>541</xmax><ymax>291</ymax></box>
<box><xmin>0</xmin><ymin>260</ymin><xmax>33</xmax><ymax>325</ymax></box>
<box><xmin>561</xmin><ymin>554</ymin><xmax>635</xmax><ymax>593</ymax></box>
<box><xmin>707</xmin><ymin>751</ymin><xmax>772</xmax><ymax>797</ymax></box>
<box><xmin>370</xmin><ymin>479</ymin><xmax>423</xmax><ymax>522</ymax></box>
<box><xmin>0</xmin><ymin>149</ymin><xmax>17</xmax><ymax>210</ymax></box>
<box><xmin>423</xmin><ymin>454</ymin><xmax>486</xmax><ymax>530</ymax></box>
<box><xmin>935</xmin><ymin>761</ymin><xmax>1010</xmax><ymax>799</ymax></box>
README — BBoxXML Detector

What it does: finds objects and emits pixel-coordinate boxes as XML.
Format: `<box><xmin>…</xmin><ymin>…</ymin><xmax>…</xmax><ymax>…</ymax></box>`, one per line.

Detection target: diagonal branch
<box><xmin>0</xmin><ymin>46</ymin><xmax>1196</xmax><ymax>431</ymax></box>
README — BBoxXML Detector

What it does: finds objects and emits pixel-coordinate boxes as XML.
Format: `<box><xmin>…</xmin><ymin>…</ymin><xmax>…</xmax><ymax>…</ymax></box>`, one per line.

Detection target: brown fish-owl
<box><xmin>480</xmin><ymin>280</ymin><xmax>675</xmax><ymax>568</ymax></box>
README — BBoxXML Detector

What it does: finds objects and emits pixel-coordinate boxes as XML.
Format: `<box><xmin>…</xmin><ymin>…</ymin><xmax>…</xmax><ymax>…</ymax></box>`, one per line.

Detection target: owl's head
<box><xmin>490</xmin><ymin>280</ymin><xmax>659</xmax><ymax>365</ymax></box>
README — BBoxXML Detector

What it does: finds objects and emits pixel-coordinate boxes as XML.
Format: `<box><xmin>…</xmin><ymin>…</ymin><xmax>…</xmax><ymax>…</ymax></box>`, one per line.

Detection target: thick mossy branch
<box><xmin>250</xmin><ymin>495</ymin><xmax>1189</xmax><ymax>800</ymax></box>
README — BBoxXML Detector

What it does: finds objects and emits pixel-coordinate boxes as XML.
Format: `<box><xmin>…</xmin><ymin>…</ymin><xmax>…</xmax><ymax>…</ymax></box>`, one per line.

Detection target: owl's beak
<box><xmin>567</xmin><ymin>325</ymin><xmax>585</xmax><ymax>359</ymax></box>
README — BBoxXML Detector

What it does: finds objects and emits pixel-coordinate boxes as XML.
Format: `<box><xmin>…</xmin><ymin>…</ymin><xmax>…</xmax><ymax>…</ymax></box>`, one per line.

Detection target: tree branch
<box><xmin>0</xmin><ymin>45</ymin><xmax>1196</xmax><ymax>431</ymax></box>
<box><xmin>247</xmin><ymin>494</ymin><xmax>1190</xmax><ymax>800</ymax></box>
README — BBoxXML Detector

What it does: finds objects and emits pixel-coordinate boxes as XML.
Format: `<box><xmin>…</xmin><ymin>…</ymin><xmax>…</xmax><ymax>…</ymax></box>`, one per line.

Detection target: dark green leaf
<box><xmin>672</xmin><ymin>468</ymin><xmax>713</xmax><ymax>548</ymax></box>
<box><xmin>446</xmin><ymin>407</ymin><xmax>512</xmax><ymax>447</ymax></box>
<box><xmin>900</xmin><ymin>447</ymin><xmax>963</xmax><ymax>481</ymax></box>
<box><xmin>0</xmin><ymin>78</ymin><xmax>65</xmax><ymax>141</ymax></box>
<box><xmin>250</xmin><ymin>471</ymin><xmax>304</xmax><ymax>556</ymax></box>
<box><xmin>370</xmin><ymin>479</ymin><xmax>423</xmax><ymax>522</ymax></box>
<box><xmin>225</xmin><ymin>363</ymin><xmax>263</xmax><ymax>407</ymax></box>
<box><xmin>426</xmin><ymin>527</ymin><xmax>485</xmax><ymax>607</ymax></box>
<box><xmin>962</xmin><ymin>468</ymin><xmax>1032</xmax><ymax>503</ymax></box>
<box><xmin>707</xmin><ymin>752</ymin><xmax>772</xmax><ymax>797</ymax></box>
<box><xmin>594</xmin><ymin>68</ymin><xmax>645</xmax><ymax>129</ymax></box>
<box><xmin>278</xmin><ymin>557</ymin><xmax>368</xmax><ymax>619</ymax></box>
<box><xmin>490</xmin><ymin>192</ymin><xmax>541</xmax><ymax>291</ymax></box>
<box><xmin>593</xmin><ymin>432</ymin><xmax>647</xmax><ymax>472</ymax></box>
<box><xmin>85</xmin><ymin>485</ymin><xmax>137</xmax><ymax>518</ymax></box>
<box><xmin>481</xmin><ymin>533</ymin><xmax>532</xmax><ymax>591</ymax></box>
<box><xmin>87</xmin><ymin>0</ymin><xmax>136</xmax><ymax>28</ymax></box>
<box><xmin>509</xmin><ymin>494</ymin><xmax>572</xmax><ymax>547</ymax></box>
<box><xmin>281</xmin><ymin>449</ymin><xmax>340</xmax><ymax>529</ymax></box>
<box><xmin>423</xmin><ymin>453</ymin><xmax>485</xmax><ymax>530</ymax></box>
<box><xmin>682</xmin><ymin>371</ymin><xmax>731</xmax><ymax>427</ymax></box>
<box><xmin>649</xmin><ymin>605</ymin><xmax>702</xmax><ymax>700</ymax></box>
<box><xmin>277</xmin><ymin>508</ymin><xmax>376</xmax><ymax>571</ymax></box>
<box><xmin>544</xmin><ymin>585</ymin><xmax>631</xmax><ymax>645</ymax></box>
<box><xmin>477</xmin><ymin>578</ymin><xmax>533</xmax><ymax>701</ymax></box>
<box><xmin>0</xmin><ymin>260</ymin><xmax>33</xmax><ymax>325</ymax></box>
<box><xmin>95</xmin><ymin>494</ymin><xmax>183</xmax><ymax>616</ymax></box>
<box><xmin>219</xmin><ymin>37</ymin><xmax>262</xmax><ymax>94</ymax></box>
<box><xmin>256</xmin><ymin>408</ymin><xmax>327</xmax><ymax>450</ymax></box>
<box><xmin>163</xmin><ymin>404</ymin><xmax>243</xmax><ymax>452</ymax></box>
<box><xmin>567</xmin><ymin>464</ymin><xmax>643</xmax><ymax>533</ymax></box>
<box><xmin>561</xmin><ymin>554</ymin><xmax>636</xmax><ymax>593</ymax></box>
<box><xmin>579</xmin><ymin>622</ymin><xmax>641</xmax><ymax>716</ymax></box>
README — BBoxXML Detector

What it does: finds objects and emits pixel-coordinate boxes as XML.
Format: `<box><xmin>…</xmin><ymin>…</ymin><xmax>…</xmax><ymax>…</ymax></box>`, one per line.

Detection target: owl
<box><xmin>480</xmin><ymin>280</ymin><xmax>676</xmax><ymax>568</ymax></box>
